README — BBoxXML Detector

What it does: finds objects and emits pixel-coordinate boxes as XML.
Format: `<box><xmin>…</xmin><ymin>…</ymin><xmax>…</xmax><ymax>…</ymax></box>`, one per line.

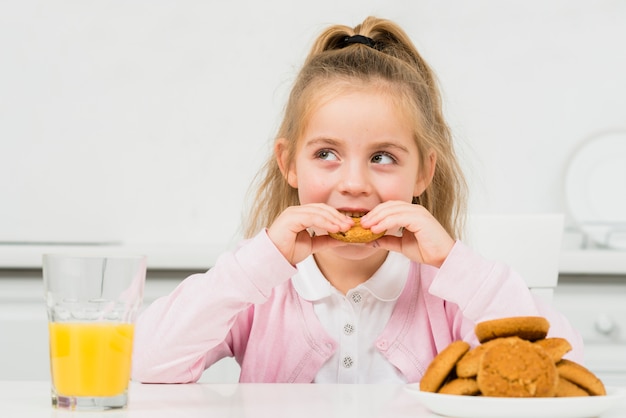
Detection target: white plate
<box><xmin>405</xmin><ymin>385</ymin><xmax>625</xmax><ymax>418</ymax></box>
<box><xmin>565</xmin><ymin>131</ymin><xmax>626</xmax><ymax>249</ymax></box>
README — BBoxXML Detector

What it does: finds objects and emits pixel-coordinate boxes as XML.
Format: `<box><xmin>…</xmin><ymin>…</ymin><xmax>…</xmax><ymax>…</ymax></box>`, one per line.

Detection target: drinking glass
<box><xmin>43</xmin><ymin>254</ymin><xmax>146</xmax><ymax>410</ymax></box>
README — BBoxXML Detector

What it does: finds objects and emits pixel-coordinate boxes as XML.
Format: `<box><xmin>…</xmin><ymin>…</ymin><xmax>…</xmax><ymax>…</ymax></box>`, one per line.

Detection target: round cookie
<box><xmin>328</xmin><ymin>217</ymin><xmax>385</xmax><ymax>243</ymax></box>
<box><xmin>475</xmin><ymin>316</ymin><xmax>550</xmax><ymax>343</ymax></box>
<box><xmin>555</xmin><ymin>376</ymin><xmax>590</xmax><ymax>397</ymax></box>
<box><xmin>438</xmin><ymin>378</ymin><xmax>480</xmax><ymax>396</ymax></box>
<box><xmin>556</xmin><ymin>359</ymin><xmax>606</xmax><ymax>396</ymax></box>
<box><xmin>420</xmin><ymin>341</ymin><xmax>471</xmax><ymax>393</ymax></box>
<box><xmin>476</xmin><ymin>336</ymin><xmax>558</xmax><ymax>397</ymax></box>
<box><xmin>534</xmin><ymin>338</ymin><xmax>572</xmax><ymax>363</ymax></box>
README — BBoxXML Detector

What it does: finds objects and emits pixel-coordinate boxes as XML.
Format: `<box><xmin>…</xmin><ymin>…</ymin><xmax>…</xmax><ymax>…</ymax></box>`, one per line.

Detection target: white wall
<box><xmin>2</xmin><ymin>1</ymin><xmax>625</xmax><ymax>248</ymax></box>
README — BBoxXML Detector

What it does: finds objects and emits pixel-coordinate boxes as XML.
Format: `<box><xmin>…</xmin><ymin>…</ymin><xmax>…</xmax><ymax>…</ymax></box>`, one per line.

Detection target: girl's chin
<box><xmin>326</xmin><ymin>242</ymin><xmax>386</xmax><ymax>259</ymax></box>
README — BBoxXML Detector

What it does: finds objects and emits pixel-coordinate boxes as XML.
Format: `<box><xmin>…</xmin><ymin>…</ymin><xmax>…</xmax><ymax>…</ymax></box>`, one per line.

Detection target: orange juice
<box><xmin>49</xmin><ymin>322</ymin><xmax>134</xmax><ymax>397</ymax></box>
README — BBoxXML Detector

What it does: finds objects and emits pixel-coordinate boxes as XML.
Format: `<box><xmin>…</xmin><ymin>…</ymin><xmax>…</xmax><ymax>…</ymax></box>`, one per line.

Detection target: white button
<box><xmin>343</xmin><ymin>323</ymin><xmax>355</xmax><ymax>335</ymax></box>
<box><xmin>351</xmin><ymin>292</ymin><xmax>362</xmax><ymax>304</ymax></box>
<box><xmin>342</xmin><ymin>356</ymin><xmax>354</xmax><ymax>368</ymax></box>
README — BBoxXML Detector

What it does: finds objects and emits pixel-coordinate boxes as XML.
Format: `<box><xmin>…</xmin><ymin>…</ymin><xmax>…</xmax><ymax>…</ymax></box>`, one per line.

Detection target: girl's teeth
<box><xmin>341</xmin><ymin>211</ymin><xmax>366</xmax><ymax>218</ymax></box>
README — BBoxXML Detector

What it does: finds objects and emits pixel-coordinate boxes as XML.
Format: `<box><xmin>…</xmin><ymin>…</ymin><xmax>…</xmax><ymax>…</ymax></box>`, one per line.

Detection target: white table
<box><xmin>1</xmin><ymin>381</ymin><xmax>625</xmax><ymax>418</ymax></box>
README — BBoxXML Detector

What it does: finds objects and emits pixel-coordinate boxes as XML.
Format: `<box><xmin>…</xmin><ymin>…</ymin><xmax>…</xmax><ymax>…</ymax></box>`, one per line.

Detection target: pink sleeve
<box><xmin>131</xmin><ymin>230</ymin><xmax>297</xmax><ymax>383</ymax></box>
<box><xmin>428</xmin><ymin>240</ymin><xmax>584</xmax><ymax>363</ymax></box>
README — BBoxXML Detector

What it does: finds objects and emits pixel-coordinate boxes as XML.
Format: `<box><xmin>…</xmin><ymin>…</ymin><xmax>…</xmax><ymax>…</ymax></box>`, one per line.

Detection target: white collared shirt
<box><xmin>291</xmin><ymin>251</ymin><xmax>410</xmax><ymax>383</ymax></box>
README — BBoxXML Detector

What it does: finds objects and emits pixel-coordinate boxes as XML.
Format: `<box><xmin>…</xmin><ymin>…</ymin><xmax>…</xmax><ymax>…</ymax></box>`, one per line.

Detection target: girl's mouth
<box><xmin>339</xmin><ymin>211</ymin><xmax>368</xmax><ymax>218</ymax></box>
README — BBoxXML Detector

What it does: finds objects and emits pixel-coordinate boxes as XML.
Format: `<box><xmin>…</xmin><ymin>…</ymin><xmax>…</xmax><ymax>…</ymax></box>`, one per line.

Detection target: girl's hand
<box><xmin>267</xmin><ymin>204</ymin><xmax>353</xmax><ymax>265</ymax></box>
<box><xmin>360</xmin><ymin>201</ymin><xmax>455</xmax><ymax>268</ymax></box>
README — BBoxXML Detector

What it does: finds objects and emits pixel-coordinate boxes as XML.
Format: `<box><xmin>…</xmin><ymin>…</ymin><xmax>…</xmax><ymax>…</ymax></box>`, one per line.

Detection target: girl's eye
<box><xmin>371</xmin><ymin>152</ymin><xmax>396</xmax><ymax>165</ymax></box>
<box><xmin>315</xmin><ymin>149</ymin><xmax>338</xmax><ymax>161</ymax></box>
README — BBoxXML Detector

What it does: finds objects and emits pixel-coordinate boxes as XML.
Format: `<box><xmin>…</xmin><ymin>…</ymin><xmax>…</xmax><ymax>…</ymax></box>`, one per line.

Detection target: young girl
<box><xmin>132</xmin><ymin>16</ymin><xmax>583</xmax><ymax>384</ymax></box>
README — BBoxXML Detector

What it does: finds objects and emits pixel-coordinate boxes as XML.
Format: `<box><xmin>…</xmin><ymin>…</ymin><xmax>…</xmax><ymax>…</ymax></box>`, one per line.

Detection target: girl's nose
<box><xmin>337</xmin><ymin>162</ymin><xmax>372</xmax><ymax>196</ymax></box>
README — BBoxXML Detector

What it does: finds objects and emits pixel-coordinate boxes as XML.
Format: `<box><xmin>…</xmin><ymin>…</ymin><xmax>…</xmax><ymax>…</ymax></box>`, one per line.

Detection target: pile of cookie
<box><xmin>420</xmin><ymin>316</ymin><xmax>606</xmax><ymax>397</ymax></box>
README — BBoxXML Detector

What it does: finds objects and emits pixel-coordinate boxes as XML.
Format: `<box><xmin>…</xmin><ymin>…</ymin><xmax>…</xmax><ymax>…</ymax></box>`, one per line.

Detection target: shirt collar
<box><xmin>291</xmin><ymin>251</ymin><xmax>410</xmax><ymax>302</ymax></box>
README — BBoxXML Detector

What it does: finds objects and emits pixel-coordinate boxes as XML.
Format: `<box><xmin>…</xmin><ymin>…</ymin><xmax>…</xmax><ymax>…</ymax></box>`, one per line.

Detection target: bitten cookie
<box><xmin>475</xmin><ymin>316</ymin><xmax>550</xmax><ymax>343</ymax></box>
<box><xmin>556</xmin><ymin>359</ymin><xmax>606</xmax><ymax>396</ymax></box>
<box><xmin>420</xmin><ymin>341</ymin><xmax>470</xmax><ymax>393</ymax></box>
<box><xmin>328</xmin><ymin>217</ymin><xmax>385</xmax><ymax>243</ymax></box>
<box><xmin>534</xmin><ymin>338</ymin><xmax>572</xmax><ymax>363</ymax></box>
<box><xmin>456</xmin><ymin>339</ymin><xmax>501</xmax><ymax>378</ymax></box>
<box><xmin>476</xmin><ymin>336</ymin><xmax>558</xmax><ymax>397</ymax></box>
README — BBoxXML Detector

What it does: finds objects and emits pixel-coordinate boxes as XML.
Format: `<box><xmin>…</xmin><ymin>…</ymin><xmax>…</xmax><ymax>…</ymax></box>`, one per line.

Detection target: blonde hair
<box><xmin>244</xmin><ymin>16</ymin><xmax>467</xmax><ymax>239</ymax></box>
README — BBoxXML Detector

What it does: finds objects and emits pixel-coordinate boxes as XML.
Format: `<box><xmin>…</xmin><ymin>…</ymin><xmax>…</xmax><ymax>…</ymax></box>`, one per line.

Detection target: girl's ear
<box><xmin>275</xmin><ymin>138</ymin><xmax>298</xmax><ymax>188</ymax></box>
<box><xmin>414</xmin><ymin>150</ymin><xmax>437</xmax><ymax>196</ymax></box>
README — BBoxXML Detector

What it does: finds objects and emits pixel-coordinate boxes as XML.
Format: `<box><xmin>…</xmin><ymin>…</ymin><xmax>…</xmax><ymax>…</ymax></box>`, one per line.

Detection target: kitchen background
<box><xmin>1</xmin><ymin>1</ymin><xmax>625</xmax><ymax>383</ymax></box>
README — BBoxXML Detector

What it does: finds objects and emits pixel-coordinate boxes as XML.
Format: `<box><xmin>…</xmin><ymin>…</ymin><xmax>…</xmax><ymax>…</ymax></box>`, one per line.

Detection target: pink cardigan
<box><xmin>131</xmin><ymin>230</ymin><xmax>584</xmax><ymax>383</ymax></box>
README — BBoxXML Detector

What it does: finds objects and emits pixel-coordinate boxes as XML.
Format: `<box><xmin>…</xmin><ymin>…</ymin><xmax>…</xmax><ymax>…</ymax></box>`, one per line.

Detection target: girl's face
<box><xmin>280</xmin><ymin>87</ymin><xmax>433</xmax><ymax>257</ymax></box>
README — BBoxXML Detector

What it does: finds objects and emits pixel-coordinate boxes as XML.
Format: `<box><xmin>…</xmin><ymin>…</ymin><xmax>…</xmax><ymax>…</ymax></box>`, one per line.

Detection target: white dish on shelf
<box><xmin>565</xmin><ymin>131</ymin><xmax>626</xmax><ymax>249</ymax></box>
<box><xmin>405</xmin><ymin>385</ymin><xmax>625</xmax><ymax>418</ymax></box>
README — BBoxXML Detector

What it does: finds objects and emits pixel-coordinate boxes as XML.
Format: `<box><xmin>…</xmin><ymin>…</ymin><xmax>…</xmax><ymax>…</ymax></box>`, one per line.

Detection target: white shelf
<box><xmin>0</xmin><ymin>242</ymin><xmax>234</xmax><ymax>271</ymax></box>
<box><xmin>559</xmin><ymin>250</ymin><xmax>626</xmax><ymax>275</ymax></box>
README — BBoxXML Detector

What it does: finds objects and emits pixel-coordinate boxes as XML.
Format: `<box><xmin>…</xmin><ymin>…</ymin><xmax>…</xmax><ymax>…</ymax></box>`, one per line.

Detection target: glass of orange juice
<box><xmin>43</xmin><ymin>254</ymin><xmax>146</xmax><ymax>410</ymax></box>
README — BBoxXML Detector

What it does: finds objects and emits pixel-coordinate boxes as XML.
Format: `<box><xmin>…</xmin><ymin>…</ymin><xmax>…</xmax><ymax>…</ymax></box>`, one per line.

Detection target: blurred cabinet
<box><xmin>0</xmin><ymin>270</ymin><xmax>240</xmax><ymax>382</ymax></box>
<box><xmin>3</xmin><ymin>269</ymin><xmax>624</xmax><ymax>384</ymax></box>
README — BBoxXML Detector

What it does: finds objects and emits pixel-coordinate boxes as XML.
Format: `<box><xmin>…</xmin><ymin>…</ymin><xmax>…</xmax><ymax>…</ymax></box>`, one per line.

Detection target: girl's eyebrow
<box><xmin>372</xmin><ymin>141</ymin><xmax>411</xmax><ymax>154</ymax></box>
<box><xmin>302</xmin><ymin>137</ymin><xmax>341</xmax><ymax>148</ymax></box>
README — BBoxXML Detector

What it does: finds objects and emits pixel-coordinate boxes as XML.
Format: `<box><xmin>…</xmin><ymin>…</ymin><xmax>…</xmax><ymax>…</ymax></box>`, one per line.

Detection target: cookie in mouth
<box><xmin>328</xmin><ymin>213</ymin><xmax>385</xmax><ymax>243</ymax></box>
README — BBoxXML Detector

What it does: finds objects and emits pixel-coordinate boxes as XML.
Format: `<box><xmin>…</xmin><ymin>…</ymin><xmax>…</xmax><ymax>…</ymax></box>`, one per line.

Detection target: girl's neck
<box><xmin>313</xmin><ymin>249</ymin><xmax>389</xmax><ymax>295</ymax></box>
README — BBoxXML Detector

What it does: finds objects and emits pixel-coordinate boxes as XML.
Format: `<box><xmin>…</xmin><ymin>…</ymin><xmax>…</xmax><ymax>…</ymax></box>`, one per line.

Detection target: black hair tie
<box><xmin>338</xmin><ymin>35</ymin><xmax>376</xmax><ymax>49</ymax></box>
